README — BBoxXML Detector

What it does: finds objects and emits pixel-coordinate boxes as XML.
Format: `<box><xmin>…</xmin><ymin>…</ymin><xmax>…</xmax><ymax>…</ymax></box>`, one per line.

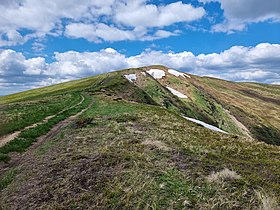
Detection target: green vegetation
<box><xmin>189</xmin><ymin>88</ymin><xmax>242</xmax><ymax>134</ymax></box>
<box><xmin>188</xmin><ymin>76</ymin><xmax>280</xmax><ymax>144</ymax></box>
<box><xmin>0</xmin><ymin>94</ymin><xmax>92</xmax><ymax>161</ymax></box>
<box><xmin>0</xmin><ymin>169</ymin><xmax>17</xmax><ymax>190</ymax></box>
<box><xmin>0</xmin><ymin>153</ymin><xmax>10</xmax><ymax>163</ymax></box>
<box><xmin>1</xmin><ymin>95</ymin><xmax>279</xmax><ymax>209</ymax></box>
<box><xmin>139</xmin><ymin>80</ymin><xmax>181</xmax><ymax>113</ymax></box>
<box><xmin>0</xmin><ymin>75</ymin><xmax>102</xmax><ymax>104</ymax></box>
<box><xmin>137</xmin><ymin>75</ymin><xmax>195</xmax><ymax>115</ymax></box>
<box><xmin>252</xmin><ymin>124</ymin><xmax>280</xmax><ymax>145</ymax></box>
<box><xmin>0</xmin><ymin>66</ymin><xmax>279</xmax><ymax>209</ymax></box>
<box><xmin>94</xmin><ymin>74</ymin><xmax>157</xmax><ymax>105</ymax></box>
<box><xmin>0</xmin><ymin>93</ymin><xmax>81</xmax><ymax>136</ymax></box>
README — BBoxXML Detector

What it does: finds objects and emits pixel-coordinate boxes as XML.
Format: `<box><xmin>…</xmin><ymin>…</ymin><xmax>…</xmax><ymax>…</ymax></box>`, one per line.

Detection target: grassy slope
<box><xmin>0</xmin><ymin>74</ymin><xmax>107</xmax><ymax>105</ymax></box>
<box><xmin>1</xmin><ymin>93</ymin><xmax>279</xmax><ymax>209</ymax></box>
<box><xmin>162</xmin><ymin>71</ymin><xmax>243</xmax><ymax>135</ymax></box>
<box><xmin>0</xmin><ymin>75</ymin><xmax>107</xmax><ymax>161</ymax></box>
<box><xmin>0</xmin><ymin>93</ymin><xmax>81</xmax><ymax>136</ymax></box>
<box><xmin>135</xmin><ymin>65</ymin><xmax>280</xmax><ymax>145</ymax></box>
<box><xmin>190</xmin><ymin>76</ymin><xmax>280</xmax><ymax>145</ymax></box>
<box><xmin>0</xmin><ymin>66</ymin><xmax>279</xmax><ymax>209</ymax></box>
<box><xmin>0</xmin><ymin>73</ymin><xmax>110</xmax><ymax>136</ymax></box>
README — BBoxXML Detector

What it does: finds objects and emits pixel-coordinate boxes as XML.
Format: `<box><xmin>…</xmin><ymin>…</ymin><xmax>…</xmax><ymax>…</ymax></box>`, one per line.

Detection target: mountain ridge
<box><xmin>0</xmin><ymin>65</ymin><xmax>279</xmax><ymax>209</ymax></box>
<box><xmin>1</xmin><ymin>65</ymin><xmax>280</xmax><ymax>144</ymax></box>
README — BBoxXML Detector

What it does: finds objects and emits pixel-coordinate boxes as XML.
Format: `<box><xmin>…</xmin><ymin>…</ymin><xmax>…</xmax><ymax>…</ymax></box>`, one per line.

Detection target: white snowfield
<box><xmin>166</xmin><ymin>86</ymin><xmax>188</xmax><ymax>98</ymax></box>
<box><xmin>124</xmin><ymin>74</ymin><xmax>137</xmax><ymax>82</ymax></box>
<box><xmin>183</xmin><ymin>116</ymin><xmax>228</xmax><ymax>134</ymax></box>
<box><xmin>168</xmin><ymin>69</ymin><xmax>191</xmax><ymax>78</ymax></box>
<box><xmin>146</xmin><ymin>69</ymin><xmax>166</xmax><ymax>79</ymax></box>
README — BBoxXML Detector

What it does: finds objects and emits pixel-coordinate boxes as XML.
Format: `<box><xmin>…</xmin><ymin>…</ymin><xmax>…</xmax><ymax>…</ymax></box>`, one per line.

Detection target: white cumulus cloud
<box><xmin>1</xmin><ymin>43</ymin><xmax>280</xmax><ymax>95</ymax></box>
<box><xmin>114</xmin><ymin>1</ymin><xmax>205</xmax><ymax>28</ymax></box>
<box><xmin>199</xmin><ymin>0</ymin><xmax>280</xmax><ymax>33</ymax></box>
<box><xmin>0</xmin><ymin>0</ymin><xmax>205</xmax><ymax>46</ymax></box>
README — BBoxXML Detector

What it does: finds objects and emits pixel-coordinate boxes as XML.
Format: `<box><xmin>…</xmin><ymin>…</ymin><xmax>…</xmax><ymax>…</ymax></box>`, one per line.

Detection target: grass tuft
<box><xmin>255</xmin><ymin>190</ymin><xmax>279</xmax><ymax>210</ymax></box>
<box><xmin>0</xmin><ymin>153</ymin><xmax>10</xmax><ymax>163</ymax></box>
<box><xmin>206</xmin><ymin>168</ymin><xmax>242</xmax><ymax>183</ymax></box>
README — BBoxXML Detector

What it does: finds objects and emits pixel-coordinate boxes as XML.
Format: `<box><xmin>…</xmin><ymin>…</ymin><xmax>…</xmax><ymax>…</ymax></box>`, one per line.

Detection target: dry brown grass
<box><xmin>206</xmin><ymin>168</ymin><xmax>241</xmax><ymax>183</ymax></box>
<box><xmin>141</xmin><ymin>139</ymin><xmax>170</xmax><ymax>151</ymax></box>
<box><xmin>256</xmin><ymin>191</ymin><xmax>279</xmax><ymax>210</ymax></box>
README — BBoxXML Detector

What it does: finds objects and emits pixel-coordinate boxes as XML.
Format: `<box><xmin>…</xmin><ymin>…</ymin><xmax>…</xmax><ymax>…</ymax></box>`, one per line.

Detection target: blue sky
<box><xmin>0</xmin><ymin>0</ymin><xmax>280</xmax><ymax>95</ymax></box>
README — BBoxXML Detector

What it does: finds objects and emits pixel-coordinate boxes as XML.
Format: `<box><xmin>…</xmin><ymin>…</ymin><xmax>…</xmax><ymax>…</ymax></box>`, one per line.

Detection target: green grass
<box><xmin>0</xmin><ymin>153</ymin><xmax>10</xmax><ymax>163</ymax></box>
<box><xmin>34</xmin><ymin>139</ymin><xmax>58</xmax><ymax>156</ymax></box>
<box><xmin>144</xmin><ymin>82</ymin><xmax>166</xmax><ymax>104</ymax></box>
<box><xmin>183</xmin><ymin>88</ymin><xmax>243</xmax><ymax>135</ymax></box>
<box><xmin>0</xmin><ymin>168</ymin><xmax>17</xmax><ymax>190</ymax></box>
<box><xmin>0</xmin><ymin>94</ymin><xmax>279</xmax><ymax>209</ymax></box>
<box><xmin>194</xmin><ymin>76</ymin><xmax>280</xmax><ymax>145</ymax></box>
<box><xmin>82</xmin><ymin>95</ymin><xmax>145</xmax><ymax>118</ymax></box>
<box><xmin>138</xmin><ymin>77</ymin><xmax>195</xmax><ymax>115</ymax></box>
<box><xmin>93</xmin><ymin>74</ymin><xmax>157</xmax><ymax>105</ymax></box>
<box><xmin>0</xmin><ymin>94</ymin><xmax>92</xmax><ymax>161</ymax></box>
<box><xmin>251</xmin><ymin>124</ymin><xmax>280</xmax><ymax>145</ymax></box>
<box><xmin>0</xmin><ymin>92</ymin><xmax>81</xmax><ymax>136</ymax></box>
<box><xmin>167</xmin><ymin>76</ymin><xmax>184</xmax><ymax>85</ymax></box>
<box><xmin>0</xmin><ymin>75</ymin><xmax>103</xmax><ymax>105</ymax></box>
<box><xmin>75</xmin><ymin>96</ymin><xmax>280</xmax><ymax>208</ymax></box>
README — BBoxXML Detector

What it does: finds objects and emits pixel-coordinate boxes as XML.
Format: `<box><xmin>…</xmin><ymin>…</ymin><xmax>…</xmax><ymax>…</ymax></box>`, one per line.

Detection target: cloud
<box><xmin>31</xmin><ymin>42</ymin><xmax>46</xmax><ymax>53</ymax></box>
<box><xmin>65</xmin><ymin>23</ymin><xmax>136</xmax><ymax>42</ymax></box>
<box><xmin>0</xmin><ymin>0</ymin><xmax>279</xmax><ymax>45</ymax></box>
<box><xmin>199</xmin><ymin>0</ymin><xmax>280</xmax><ymax>33</ymax></box>
<box><xmin>1</xmin><ymin>43</ymin><xmax>280</xmax><ymax>95</ymax></box>
<box><xmin>64</xmin><ymin>22</ymin><xmax>182</xmax><ymax>42</ymax></box>
<box><xmin>0</xmin><ymin>30</ymin><xmax>28</xmax><ymax>46</ymax></box>
<box><xmin>24</xmin><ymin>57</ymin><xmax>46</xmax><ymax>75</ymax></box>
<box><xmin>0</xmin><ymin>50</ymin><xmax>26</xmax><ymax>76</ymax></box>
<box><xmin>0</xmin><ymin>49</ymin><xmax>48</xmax><ymax>95</ymax></box>
<box><xmin>46</xmin><ymin>48</ymin><xmax>127</xmax><ymax>77</ymax></box>
<box><xmin>0</xmin><ymin>0</ymin><xmax>205</xmax><ymax>46</ymax></box>
<box><xmin>114</xmin><ymin>1</ymin><xmax>205</xmax><ymax>28</ymax></box>
<box><xmin>65</xmin><ymin>23</ymin><xmax>100</xmax><ymax>42</ymax></box>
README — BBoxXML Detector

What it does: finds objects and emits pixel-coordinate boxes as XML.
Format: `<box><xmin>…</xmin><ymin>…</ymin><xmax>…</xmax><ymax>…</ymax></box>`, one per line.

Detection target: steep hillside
<box><xmin>0</xmin><ymin>66</ymin><xmax>279</xmax><ymax>209</ymax></box>
<box><xmin>121</xmin><ymin>65</ymin><xmax>280</xmax><ymax>145</ymax></box>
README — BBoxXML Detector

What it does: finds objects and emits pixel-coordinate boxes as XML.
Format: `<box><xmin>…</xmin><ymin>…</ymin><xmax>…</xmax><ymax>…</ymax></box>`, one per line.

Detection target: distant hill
<box><xmin>0</xmin><ymin>66</ymin><xmax>279</xmax><ymax>209</ymax></box>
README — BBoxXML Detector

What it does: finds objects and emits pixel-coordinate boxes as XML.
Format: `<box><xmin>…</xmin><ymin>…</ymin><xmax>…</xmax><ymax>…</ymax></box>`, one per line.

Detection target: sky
<box><xmin>0</xmin><ymin>0</ymin><xmax>280</xmax><ymax>95</ymax></box>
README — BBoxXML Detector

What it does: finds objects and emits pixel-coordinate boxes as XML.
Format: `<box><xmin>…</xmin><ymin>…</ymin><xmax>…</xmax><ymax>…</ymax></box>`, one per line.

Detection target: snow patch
<box><xmin>141</xmin><ymin>72</ymin><xmax>146</xmax><ymax>76</ymax></box>
<box><xmin>146</xmin><ymin>69</ymin><xmax>165</xmax><ymax>79</ymax></box>
<box><xmin>183</xmin><ymin>116</ymin><xmax>227</xmax><ymax>134</ymax></box>
<box><xmin>184</xmin><ymin>73</ymin><xmax>191</xmax><ymax>78</ymax></box>
<box><xmin>168</xmin><ymin>69</ymin><xmax>185</xmax><ymax>77</ymax></box>
<box><xmin>168</xmin><ymin>69</ymin><xmax>191</xmax><ymax>78</ymax></box>
<box><xmin>124</xmin><ymin>74</ymin><xmax>137</xmax><ymax>82</ymax></box>
<box><xmin>166</xmin><ymin>86</ymin><xmax>188</xmax><ymax>98</ymax></box>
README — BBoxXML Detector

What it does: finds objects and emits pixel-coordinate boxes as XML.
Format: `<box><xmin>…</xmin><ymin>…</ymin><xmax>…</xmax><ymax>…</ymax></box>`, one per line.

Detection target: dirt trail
<box><xmin>224</xmin><ymin>109</ymin><xmax>253</xmax><ymax>141</ymax></box>
<box><xmin>0</xmin><ymin>99</ymin><xmax>93</xmax><ymax>175</ymax></box>
<box><xmin>28</xmin><ymin>98</ymin><xmax>92</xmax><ymax>151</ymax></box>
<box><xmin>0</xmin><ymin>95</ymin><xmax>85</xmax><ymax>147</ymax></box>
